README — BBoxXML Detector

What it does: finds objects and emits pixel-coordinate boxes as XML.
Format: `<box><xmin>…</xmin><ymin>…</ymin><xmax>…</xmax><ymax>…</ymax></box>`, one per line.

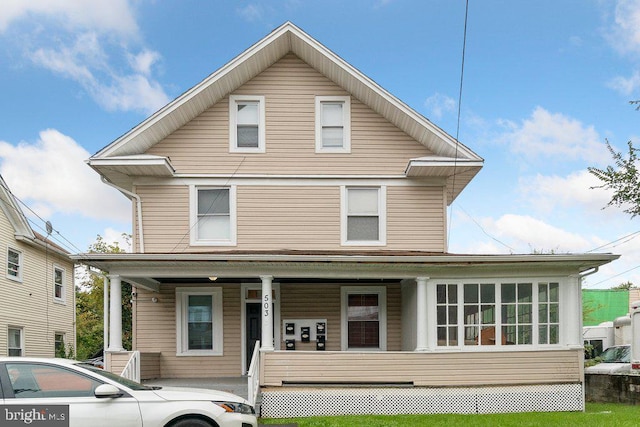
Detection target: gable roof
<box><xmin>89</xmin><ymin>22</ymin><xmax>483</xmax><ymax>201</ymax></box>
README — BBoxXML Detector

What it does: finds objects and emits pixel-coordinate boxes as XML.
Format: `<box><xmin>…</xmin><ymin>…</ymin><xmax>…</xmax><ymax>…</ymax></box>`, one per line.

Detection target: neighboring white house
<box><xmin>0</xmin><ymin>175</ymin><xmax>75</xmax><ymax>358</ymax></box>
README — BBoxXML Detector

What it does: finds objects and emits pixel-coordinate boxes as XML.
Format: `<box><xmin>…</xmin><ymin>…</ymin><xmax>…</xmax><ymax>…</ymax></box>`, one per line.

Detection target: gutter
<box><xmin>101</xmin><ymin>177</ymin><xmax>144</xmax><ymax>252</ymax></box>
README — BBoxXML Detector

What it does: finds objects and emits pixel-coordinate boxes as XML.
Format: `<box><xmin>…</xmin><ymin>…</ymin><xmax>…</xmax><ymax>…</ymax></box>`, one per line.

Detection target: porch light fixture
<box><xmin>151</xmin><ymin>297</ymin><xmax>158</xmax><ymax>303</ymax></box>
<box><xmin>209</xmin><ymin>276</ymin><xmax>218</xmax><ymax>281</ymax></box>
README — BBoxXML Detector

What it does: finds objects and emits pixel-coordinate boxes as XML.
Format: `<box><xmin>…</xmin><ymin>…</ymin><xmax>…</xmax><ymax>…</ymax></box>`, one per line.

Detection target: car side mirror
<box><xmin>94</xmin><ymin>384</ymin><xmax>124</xmax><ymax>399</ymax></box>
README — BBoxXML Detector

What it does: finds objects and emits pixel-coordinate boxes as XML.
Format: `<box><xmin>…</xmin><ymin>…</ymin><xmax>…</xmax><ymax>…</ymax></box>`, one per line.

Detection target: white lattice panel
<box><xmin>260</xmin><ymin>384</ymin><xmax>584</xmax><ymax>418</ymax></box>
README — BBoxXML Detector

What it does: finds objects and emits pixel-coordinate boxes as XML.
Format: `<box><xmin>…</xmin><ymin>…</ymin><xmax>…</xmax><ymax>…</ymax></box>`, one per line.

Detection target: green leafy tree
<box><xmin>611</xmin><ymin>280</ymin><xmax>636</xmax><ymax>290</ymax></box>
<box><xmin>75</xmin><ymin>234</ymin><xmax>132</xmax><ymax>360</ymax></box>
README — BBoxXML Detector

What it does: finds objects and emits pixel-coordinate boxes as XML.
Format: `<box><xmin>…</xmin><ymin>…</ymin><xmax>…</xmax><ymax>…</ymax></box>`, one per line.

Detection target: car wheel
<box><xmin>167</xmin><ymin>417</ymin><xmax>215</xmax><ymax>427</ymax></box>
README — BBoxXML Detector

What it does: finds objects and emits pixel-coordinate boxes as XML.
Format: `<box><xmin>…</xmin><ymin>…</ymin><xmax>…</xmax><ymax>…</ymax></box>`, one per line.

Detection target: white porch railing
<box><xmin>247</xmin><ymin>341</ymin><xmax>261</xmax><ymax>407</ymax></box>
<box><xmin>120</xmin><ymin>350</ymin><xmax>141</xmax><ymax>383</ymax></box>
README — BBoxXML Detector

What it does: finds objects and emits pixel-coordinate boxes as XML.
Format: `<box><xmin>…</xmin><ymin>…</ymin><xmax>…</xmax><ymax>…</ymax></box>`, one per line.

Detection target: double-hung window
<box><xmin>8</xmin><ymin>327</ymin><xmax>23</xmax><ymax>356</ymax></box>
<box><xmin>315</xmin><ymin>96</ymin><xmax>351</xmax><ymax>152</ymax></box>
<box><xmin>341</xmin><ymin>286</ymin><xmax>387</xmax><ymax>350</ymax></box>
<box><xmin>7</xmin><ymin>247</ymin><xmax>22</xmax><ymax>281</ymax></box>
<box><xmin>191</xmin><ymin>186</ymin><xmax>236</xmax><ymax>246</ymax></box>
<box><xmin>229</xmin><ymin>95</ymin><xmax>265</xmax><ymax>152</ymax></box>
<box><xmin>54</xmin><ymin>266</ymin><xmax>65</xmax><ymax>302</ymax></box>
<box><xmin>176</xmin><ymin>287</ymin><xmax>223</xmax><ymax>356</ymax></box>
<box><xmin>342</xmin><ymin>186</ymin><xmax>386</xmax><ymax>245</ymax></box>
<box><xmin>435</xmin><ymin>280</ymin><xmax>561</xmax><ymax>348</ymax></box>
<box><xmin>55</xmin><ymin>333</ymin><xmax>65</xmax><ymax>357</ymax></box>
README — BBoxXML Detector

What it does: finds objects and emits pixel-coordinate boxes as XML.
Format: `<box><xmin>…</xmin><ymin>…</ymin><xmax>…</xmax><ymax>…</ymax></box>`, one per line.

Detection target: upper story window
<box><xmin>341</xmin><ymin>186</ymin><xmax>386</xmax><ymax>246</ymax></box>
<box><xmin>229</xmin><ymin>95</ymin><xmax>265</xmax><ymax>153</ymax></box>
<box><xmin>7</xmin><ymin>247</ymin><xmax>22</xmax><ymax>282</ymax></box>
<box><xmin>54</xmin><ymin>266</ymin><xmax>65</xmax><ymax>303</ymax></box>
<box><xmin>190</xmin><ymin>186</ymin><xmax>236</xmax><ymax>246</ymax></box>
<box><xmin>315</xmin><ymin>96</ymin><xmax>351</xmax><ymax>153</ymax></box>
<box><xmin>436</xmin><ymin>280</ymin><xmax>561</xmax><ymax>348</ymax></box>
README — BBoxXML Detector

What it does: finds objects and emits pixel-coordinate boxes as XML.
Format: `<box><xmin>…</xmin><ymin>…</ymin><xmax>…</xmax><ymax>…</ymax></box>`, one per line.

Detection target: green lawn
<box><xmin>259</xmin><ymin>403</ymin><xmax>640</xmax><ymax>426</ymax></box>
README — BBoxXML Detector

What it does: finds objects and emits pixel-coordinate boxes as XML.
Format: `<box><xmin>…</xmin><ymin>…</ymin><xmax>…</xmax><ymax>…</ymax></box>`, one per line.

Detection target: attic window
<box><xmin>229</xmin><ymin>95</ymin><xmax>265</xmax><ymax>153</ymax></box>
<box><xmin>316</xmin><ymin>96</ymin><xmax>351</xmax><ymax>153</ymax></box>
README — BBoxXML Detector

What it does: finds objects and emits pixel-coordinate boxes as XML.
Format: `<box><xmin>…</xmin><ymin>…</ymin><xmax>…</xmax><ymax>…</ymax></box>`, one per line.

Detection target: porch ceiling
<box><xmin>71</xmin><ymin>251</ymin><xmax>619</xmax><ymax>292</ymax></box>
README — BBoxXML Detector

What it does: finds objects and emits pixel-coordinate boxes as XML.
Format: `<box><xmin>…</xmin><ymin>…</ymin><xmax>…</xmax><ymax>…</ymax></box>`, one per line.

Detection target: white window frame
<box><xmin>8</xmin><ymin>327</ymin><xmax>23</xmax><ymax>356</ymax></box>
<box><xmin>434</xmin><ymin>278</ymin><xmax>563</xmax><ymax>350</ymax></box>
<box><xmin>340</xmin><ymin>286</ymin><xmax>387</xmax><ymax>351</ymax></box>
<box><xmin>54</xmin><ymin>332</ymin><xmax>65</xmax><ymax>356</ymax></box>
<box><xmin>7</xmin><ymin>247</ymin><xmax>22</xmax><ymax>282</ymax></box>
<box><xmin>341</xmin><ymin>186</ymin><xmax>386</xmax><ymax>246</ymax></box>
<box><xmin>189</xmin><ymin>185</ymin><xmax>237</xmax><ymax>246</ymax></box>
<box><xmin>176</xmin><ymin>287</ymin><xmax>224</xmax><ymax>356</ymax></box>
<box><xmin>229</xmin><ymin>95</ymin><xmax>266</xmax><ymax>153</ymax></box>
<box><xmin>315</xmin><ymin>96</ymin><xmax>351</xmax><ymax>153</ymax></box>
<box><xmin>53</xmin><ymin>265</ymin><xmax>65</xmax><ymax>303</ymax></box>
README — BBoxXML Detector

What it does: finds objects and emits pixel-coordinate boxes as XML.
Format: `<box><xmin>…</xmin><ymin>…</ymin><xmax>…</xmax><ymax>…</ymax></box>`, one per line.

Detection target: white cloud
<box><xmin>608</xmin><ymin>69</ymin><xmax>640</xmax><ymax>96</ymax></box>
<box><xmin>0</xmin><ymin>0</ymin><xmax>169</xmax><ymax>115</ymax></box>
<box><xmin>424</xmin><ymin>93</ymin><xmax>456</xmax><ymax>120</ymax></box>
<box><xmin>499</xmin><ymin>107</ymin><xmax>606</xmax><ymax>164</ymax></box>
<box><xmin>238</xmin><ymin>4</ymin><xmax>263</xmax><ymax>22</ymax></box>
<box><xmin>0</xmin><ymin>0</ymin><xmax>138</xmax><ymax>36</ymax></box>
<box><xmin>0</xmin><ymin>129</ymin><xmax>130</xmax><ymax>223</ymax></box>
<box><xmin>607</xmin><ymin>0</ymin><xmax>640</xmax><ymax>56</ymax></box>
<box><xmin>103</xmin><ymin>227</ymin><xmax>133</xmax><ymax>252</ymax></box>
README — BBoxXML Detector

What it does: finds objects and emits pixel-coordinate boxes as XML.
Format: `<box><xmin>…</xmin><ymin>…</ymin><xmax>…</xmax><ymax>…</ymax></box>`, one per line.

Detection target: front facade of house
<box><xmin>76</xmin><ymin>23</ymin><xmax>618</xmax><ymax>416</ymax></box>
<box><xmin>0</xmin><ymin>176</ymin><xmax>75</xmax><ymax>359</ymax></box>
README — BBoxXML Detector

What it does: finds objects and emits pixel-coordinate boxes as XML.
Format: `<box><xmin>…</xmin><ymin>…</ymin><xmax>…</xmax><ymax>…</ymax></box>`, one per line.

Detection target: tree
<box><xmin>75</xmin><ymin>234</ymin><xmax>132</xmax><ymax>360</ymax></box>
<box><xmin>588</xmin><ymin>102</ymin><xmax>640</xmax><ymax>217</ymax></box>
<box><xmin>611</xmin><ymin>280</ymin><xmax>636</xmax><ymax>290</ymax></box>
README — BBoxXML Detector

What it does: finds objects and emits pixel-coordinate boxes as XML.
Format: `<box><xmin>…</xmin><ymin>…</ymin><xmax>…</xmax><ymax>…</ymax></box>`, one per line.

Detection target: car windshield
<box><xmin>75</xmin><ymin>363</ymin><xmax>160</xmax><ymax>391</ymax></box>
<box><xmin>598</xmin><ymin>346</ymin><xmax>630</xmax><ymax>363</ymax></box>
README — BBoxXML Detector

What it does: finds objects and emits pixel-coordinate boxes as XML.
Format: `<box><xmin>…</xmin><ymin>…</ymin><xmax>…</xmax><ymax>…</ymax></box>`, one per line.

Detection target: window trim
<box><xmin>229</xmin><ymin>95</ymin><xmax>266</xmax><ymax>153</ymax></box>
<box><xmin>189</xmin><ymin>185</ymin><xmax>237</xmax><ymax>246</ymax></box>
<box><xmin>434</xmin><ymin>279</ymin><xmax>563</xmax><ymax>350</ymax></box>
<box><xmin>340</xmin><ymin>286</ymin><xmax>387</xmax><ymax>351</ymax></box>
<box><xmin>341</xmin><ymin>186</ymin><xmax>387</xmax><ymax>246</ymax></box>
<box><xmin>315</xmin><ymin>96</ymin><xmax>351</xmax><ymax>153</ymax></box>
<box><xmin>54</xmin><ymin>332</ymin><xmax>65</xmax><ymax>356</ymax></box>
<box><xmin>8</xmin><ymin>326</ymin><xmax>23</xmax><ymax>356</ymax></box>
<box><xmin>176</xmin><ymin>287</ymin><xmax>224</xmax><ymax>356</ymax></box>
<box><xmin>53</xmin><ymin>265</ymin><xmax>66</xmax><ymax>303</ymax></box>
<box><xmin>7</xmin><ymin>247</ymin><xmax>22</xmax><ymax>282</ymax></box>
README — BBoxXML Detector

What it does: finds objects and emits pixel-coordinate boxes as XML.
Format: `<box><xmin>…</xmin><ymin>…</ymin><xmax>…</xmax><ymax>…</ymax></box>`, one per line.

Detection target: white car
<box><xmin>584</xmin><ymin>344</ymin><xmax>631</xmax><ymax>375</ymax></box>
<box><xmin>0</xmin><ymin>357</ymin><xmax>257</xmax><ymax>427</ymax></box>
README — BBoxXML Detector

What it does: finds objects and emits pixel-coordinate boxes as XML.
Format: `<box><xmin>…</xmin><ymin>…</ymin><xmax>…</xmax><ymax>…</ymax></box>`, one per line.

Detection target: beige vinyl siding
<box><xmin>279</xmin><ymin>282</ymin><xmax>401</xmax><ymax>352</ymax></box>
<box><xmin>147</xmin><ymin>53</ymin><xmax>432</xmax><ymax>175</ymax></box>
<box><xmin>134</xmin><ymin>284</ymin><xmax>243</xmax><ymax>377</ymax></box>
<box><xmin>139</xmin><ymin>184</ymin><xmax>445</xmax><ymax>253</ymax></box>
<box><xmin>261</xmin><ymin>349</ymin><xmax>582</xmax><ymax>387</ymax></box>
<box><xmin>0</xmin><ymin>211</ymin><xmax>74</xmax><ymax>357</ymax></box>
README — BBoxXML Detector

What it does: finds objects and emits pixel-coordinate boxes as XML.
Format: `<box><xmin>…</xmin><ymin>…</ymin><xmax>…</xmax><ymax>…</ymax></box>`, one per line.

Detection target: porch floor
<box><xmin>142</xmin><ymin>377</ymin><xmax>250</xmax><ymax>400</ymax></box>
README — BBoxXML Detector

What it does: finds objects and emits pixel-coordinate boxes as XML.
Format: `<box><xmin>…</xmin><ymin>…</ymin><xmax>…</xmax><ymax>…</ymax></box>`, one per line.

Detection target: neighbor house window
<box><xmin>53</xmin><ymin>266</ymin><xmax>65</xmax><ymax>302</ymax></box>
<box><xmin>191</xmin><ymin>186</ymin><xmax>236</xmax><ymax>246</ymax></box>
<box><xmin>341</xmin><ymin>286</ymin><xmax>387</xmax><ymax>350</ymax></box>
<box><xmin>436</xmin><ymin>280</ymin><xmax>561</xmax><ymax>348</ymax></box>
<box><xmin>55</xmin><ymin>333</ymin><xmax>65</xmax><ymax>357</ymax></box>
<box><xmin>315</xmin><ymin>96</ymin><xmax>351</xmax><ymax>152</ymax></box>
<box><xmin>342</xmin><ymin>186</ymin><xmax>386</xmax><ymax>245</ymax></box>
<box><xmin>8</xmin><ymin>327</ymin><xmax>23</xmax><ymax>356</ymax></box>
<box><xmin>229</xmin><ymin>95</ymin><xmax>265</xmax><ymax>152</ymax></box>
<box><xmin>7</xmin><ymin>247</ymin><xmax>22</xmax><ymax>281</ymax></box>
<box><xmin>176</xmin><ymin>287</ymin><xmax>223</xmax><ymax>356</ymax></box>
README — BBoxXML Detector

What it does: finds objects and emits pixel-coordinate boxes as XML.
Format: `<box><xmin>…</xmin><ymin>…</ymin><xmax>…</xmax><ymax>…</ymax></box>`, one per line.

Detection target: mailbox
<box><xmin>285</xmin><ymin>339</ymin><xmax>296</xmax><ymax>350</ymax></box>
<box><xmin>316</xmin><ymin>322</ymin><xmax>326</xmax><ymax>334</ymax></box>
<box><xmin>316</xmin><ymin>334</ymin><xmax>326</xmax><ymax>351</ymax></box>
<box><xmin>285</xmin><ymin>323</ymin><xmax>295</xmax><ymax>335</ymax></box>
<box><xmin>301</xmin><ymin>327</ymin><xmax>311</xmax><ymax>342</ymax></box>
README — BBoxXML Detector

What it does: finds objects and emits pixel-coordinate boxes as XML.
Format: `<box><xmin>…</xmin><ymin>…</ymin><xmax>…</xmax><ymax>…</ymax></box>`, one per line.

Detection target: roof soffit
<box><xmin>92</xmin><ymin>22</ymin><xmax>482</xmax><ymax>166</ymax></box>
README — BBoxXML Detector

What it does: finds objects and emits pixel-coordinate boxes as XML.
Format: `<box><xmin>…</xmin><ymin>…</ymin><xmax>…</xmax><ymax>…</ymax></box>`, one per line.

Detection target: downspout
<box><xmin>101</xmin><ymin>177</ymin><xmax>144</xmax><ymax>252</ymax></box>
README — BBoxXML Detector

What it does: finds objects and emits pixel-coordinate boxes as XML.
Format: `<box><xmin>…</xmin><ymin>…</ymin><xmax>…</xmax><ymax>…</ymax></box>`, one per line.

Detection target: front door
<box><xmin>246</xmin><ymin>303</ymin><xmax>262</xmax><ymax>369</ymax></box>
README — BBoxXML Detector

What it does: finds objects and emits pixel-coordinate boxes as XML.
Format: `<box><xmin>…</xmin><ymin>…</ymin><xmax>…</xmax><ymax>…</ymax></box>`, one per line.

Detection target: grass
<box><xmin>259</xmin><ymin>403</ymin><xmax>640</xmax><ymax>426</ymax></box>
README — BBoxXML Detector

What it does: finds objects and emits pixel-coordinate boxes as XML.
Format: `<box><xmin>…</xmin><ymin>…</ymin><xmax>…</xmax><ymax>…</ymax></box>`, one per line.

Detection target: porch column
<box><xmin>107</xmin><ymin>274</ymin><xmax>124</xmax><ymax>352</ymax></box>
<box><xmin>565</xmin><ymin>274</ymin><xmax>582</xmax><ymax>348</ymax></box>
<box><xmin>415</xmin><ymin>277</ymin><xmax>429</xmax><ymax>351</ymax></box>
<box><xmin>260</xmin><ymin>275</ymin><xmax>275</xmax><ymax>351</ymax></box>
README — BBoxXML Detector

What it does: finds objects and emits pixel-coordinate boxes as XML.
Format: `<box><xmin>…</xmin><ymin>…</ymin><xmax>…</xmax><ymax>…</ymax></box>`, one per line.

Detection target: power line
<box><xmin>455</xmin><ymin>204</ymin><xmax>516</xmax><ymax>253</ymax></box>
<box><xmin>586</xmin><ymin>229</ymin><xmax>640</xmax><ymax>253</ymax></box>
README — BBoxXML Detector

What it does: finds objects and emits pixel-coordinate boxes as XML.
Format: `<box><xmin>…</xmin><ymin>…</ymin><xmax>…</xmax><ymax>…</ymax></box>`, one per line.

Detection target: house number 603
<box><xmin>264</xmin><ymin>294</ymin><xmax>270</xmax><ymax>316</ymax></box>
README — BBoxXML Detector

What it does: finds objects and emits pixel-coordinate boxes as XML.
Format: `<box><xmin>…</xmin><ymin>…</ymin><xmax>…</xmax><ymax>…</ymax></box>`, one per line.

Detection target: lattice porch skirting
<box><xmin>260</xmin><ymin>383</ymin><xmax>583</xmax><ymax>418</ymax></box>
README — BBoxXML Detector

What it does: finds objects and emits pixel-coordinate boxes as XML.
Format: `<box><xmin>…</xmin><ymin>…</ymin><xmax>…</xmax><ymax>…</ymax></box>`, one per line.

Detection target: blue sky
<box><xmin>0</xmin><ymin>0</ymin><xmax>639</xmax><ymax>289</ymax></box>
